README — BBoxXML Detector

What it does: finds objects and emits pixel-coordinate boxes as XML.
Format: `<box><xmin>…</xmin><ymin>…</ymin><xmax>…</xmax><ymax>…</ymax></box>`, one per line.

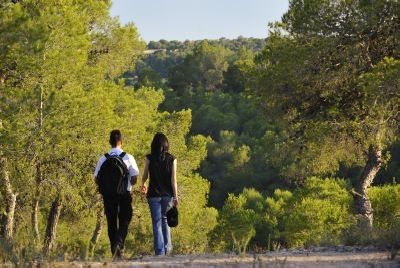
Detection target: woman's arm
<box><xmin>141</xmin><ymin>157</ymin><xmax>150</xmax><ymax>194</ymax></box>
<box><xmin>171</xmin><ymin>159</ymin><xmax>178</xmax><ymax>206</ymax></box>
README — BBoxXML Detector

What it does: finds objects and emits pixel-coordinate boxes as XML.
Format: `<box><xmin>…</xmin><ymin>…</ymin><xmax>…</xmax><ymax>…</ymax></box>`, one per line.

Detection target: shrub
<box><xmin>263</xmin><ymin>189</ymin><xmax>293</xmax><ymax>249</ymax></box>
<box><xmin>284</xmin><ymin>197</ymin><xmax>352</xmax><ymax>247</ymax></box>
<box><xmin>208</xmin><ymin>192</ymin><xmax>257</xmax><ymax>255</ymax></box>
<box><xmin>370</xmin><ymin>184</ymin><xmax>400</xmax><ymax>254</ymax></box>
<box><xmin>283</xmin><ymin>177</ymin><xmax>354</xmax><ymax>247</ymax></box>
<box><xmin>370</xmin><ymin>184</ymin><xmax>400</xmax><ymax>230</ymax></box>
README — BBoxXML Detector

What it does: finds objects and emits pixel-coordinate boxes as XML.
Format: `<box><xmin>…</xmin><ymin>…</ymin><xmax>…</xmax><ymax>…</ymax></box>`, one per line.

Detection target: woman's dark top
<box><xmin>146</xmin><ymin>152</ymin><xmax>175</xmax><ymax>198</ymax></box>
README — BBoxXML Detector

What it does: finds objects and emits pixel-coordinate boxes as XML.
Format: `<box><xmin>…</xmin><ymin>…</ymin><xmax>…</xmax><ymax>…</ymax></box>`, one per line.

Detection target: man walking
<box><xmin>94</xmin><ymin>129</ymin><xmax>139</xmax><ymax>258</ymax></box>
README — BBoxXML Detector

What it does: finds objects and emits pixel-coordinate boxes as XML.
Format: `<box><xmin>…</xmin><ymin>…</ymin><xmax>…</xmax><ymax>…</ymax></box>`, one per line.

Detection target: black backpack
<box><xmin>97</xmin><ymin>152</ymin><xmax>128</xmax><ymax>196</ymax></box>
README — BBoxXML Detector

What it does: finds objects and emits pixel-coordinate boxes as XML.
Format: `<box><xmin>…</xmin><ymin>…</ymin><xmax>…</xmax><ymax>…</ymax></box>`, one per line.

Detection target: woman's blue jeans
<box><xmin>147</xmin><ymin>196</ymin><xmax>174</xmax><ymax>255</ymax></box>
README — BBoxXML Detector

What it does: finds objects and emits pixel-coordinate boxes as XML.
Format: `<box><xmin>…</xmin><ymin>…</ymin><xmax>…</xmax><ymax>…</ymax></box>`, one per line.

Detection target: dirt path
<box><xmin>61</xmin><ymin>249</ymin><xmax>399</xmax><ymax>267</ymax></box>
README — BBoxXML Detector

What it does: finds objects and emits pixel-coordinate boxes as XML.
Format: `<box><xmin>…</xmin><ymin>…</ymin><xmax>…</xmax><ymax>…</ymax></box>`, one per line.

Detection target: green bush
<box><xmin>284</xmin><ymin>198</ymin><xmax>351</xmax><ymax>247</ymax></box>
<box><xmin>370</xmin><ymin>184</ymin><xmax>400</xmax><ymax>230</ymax></box>
<box><xmin>263</xmin><ymin>189</ymin><xmax>293</xmax><ymax>249</ymax></box>
<box><xmin>283</xmin><ymin>177</ymin><xmax>354</xmax><ymax>247</ymax></box>
<box><xmin>209</xmin><ymin>179</ymin><xmax>400</xmax><ymax>252</ymax></box>
<box><xmin>208</xmin><ymin>192</ymin><xmax>257</xmax><ymax>255</ymax></box>
<box><xmin>370</xmin><ymin>184</ymin><xmax>400</xmax><ymax>253</ymax></box>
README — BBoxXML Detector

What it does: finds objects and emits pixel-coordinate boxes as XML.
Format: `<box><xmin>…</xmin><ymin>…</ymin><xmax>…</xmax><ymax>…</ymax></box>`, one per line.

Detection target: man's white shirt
<box><xmin>94</xmin><ymin>148</ymin><xmax>139</xmax><ymax>192</ymax></box>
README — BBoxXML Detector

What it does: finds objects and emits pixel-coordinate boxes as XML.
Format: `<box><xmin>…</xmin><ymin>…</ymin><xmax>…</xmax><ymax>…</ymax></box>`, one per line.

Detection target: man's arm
<box><xmin>130</xmin><ymin>175</ymin><xmax>138</xmax><ymax>185</ymax></box>
<box><xmin>128</xmin><ymin>154</ymin><xmax>140</xmax><ymax>186</ymax></box>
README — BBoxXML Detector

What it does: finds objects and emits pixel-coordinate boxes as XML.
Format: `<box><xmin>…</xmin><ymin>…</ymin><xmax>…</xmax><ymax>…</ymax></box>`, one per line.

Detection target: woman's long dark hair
<box><xmin>150</xmin><ymin>133</ymin><xmax>169</xmax><ymax>161</ymax></box>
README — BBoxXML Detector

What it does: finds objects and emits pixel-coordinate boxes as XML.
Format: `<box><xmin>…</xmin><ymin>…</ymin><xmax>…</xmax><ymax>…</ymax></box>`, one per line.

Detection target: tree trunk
<box><xmin>43</xmin><ymin>193</ymin><xmax>63</xmax><ymax>256</ymax></box>
<box><xmin>88</xmin><ymin>207</ymin><xmax>104</xmax><ymax>257</ymax></box>
<box><xmin>32</xmin><ymin>198</ymin><xmax>40</xmax><ymax>242</ymax></box>
<box><xmin>354</xmin><ymin>146</ymin><xmax>383</xmax><ymax>229</ymax></box>
<box><xmin>0</xmin><ymin>158</ymin><xmax>18</xmax><ymax>240</ymax></box>
<box><xmin>32</xmin><ymin>86</ymin><xmax>44</xmax><ymax>242</ymax></box>
<box><xmin>32</xmin><ymin>162</ymin><xmax>41</xmax><ymax>242</ymax></box>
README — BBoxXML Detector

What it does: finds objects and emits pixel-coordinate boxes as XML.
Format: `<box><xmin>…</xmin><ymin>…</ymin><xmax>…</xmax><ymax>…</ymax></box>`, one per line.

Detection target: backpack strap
<box><xmin>104</xmin><ymin>153</ymin><xmax>110</xmax><ymax>158</ymax></box>
<box><xmin>119</xmin><ymin>152</ymin><xmax>126</xmax><ymax>158</ymax></box>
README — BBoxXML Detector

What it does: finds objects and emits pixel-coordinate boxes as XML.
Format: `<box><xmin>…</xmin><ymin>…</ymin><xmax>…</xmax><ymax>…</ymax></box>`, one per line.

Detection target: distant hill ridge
<box><xmin>147</xmin><ymin>37</ymin><xmax>267</xmax><ymax>52</ymax></box>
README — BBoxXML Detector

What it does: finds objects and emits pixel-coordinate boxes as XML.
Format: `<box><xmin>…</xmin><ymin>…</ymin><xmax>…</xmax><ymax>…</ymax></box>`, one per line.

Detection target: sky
<box><xmin>110</xmin><ymin>0</ymin><xmax>289</xmax><ymax>42</ymax></box>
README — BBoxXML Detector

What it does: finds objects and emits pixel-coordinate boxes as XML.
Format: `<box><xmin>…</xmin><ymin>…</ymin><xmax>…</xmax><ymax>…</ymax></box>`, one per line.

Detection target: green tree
<box><xmin>251</xmin><ymin>0</ymin><xmax>400</xmax><ymax>229</ymax></box>
<box><xmin>222</xmin><ymin>48</ymin><xmax>254</xmax><ymax>93</ymax></box>
<box><xmin>202</xmin><ymin>131</ymin><xmax>250</xmax><ymax>207</ymax></box>
<box><xmin>134</xmin><ymin>67</ymin><xmax>165</xmax><ymax>89</ymax></box>
<box><xmin>168</xmin><ymin>41</ymin><xmax>232</xmax><ymax>93</ymax></box>
<box><xmin>0</xmin><ymin>0</ymin><xmax>146</xmax><ymax>258</ymax></box>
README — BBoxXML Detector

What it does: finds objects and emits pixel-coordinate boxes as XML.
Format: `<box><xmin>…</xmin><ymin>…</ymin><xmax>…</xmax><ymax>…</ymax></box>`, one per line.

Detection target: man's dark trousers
<box><xmin>103</xmin><ymin>191</ymin><xmax>132</xmax><ymax>255</ymax></box>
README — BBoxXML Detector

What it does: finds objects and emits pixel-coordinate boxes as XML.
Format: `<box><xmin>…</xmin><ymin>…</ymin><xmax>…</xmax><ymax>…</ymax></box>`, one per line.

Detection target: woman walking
<box><xmin>141</xmin><ymin>133</ymin><xmax>178</xmax><ymax>256</ymax></box>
